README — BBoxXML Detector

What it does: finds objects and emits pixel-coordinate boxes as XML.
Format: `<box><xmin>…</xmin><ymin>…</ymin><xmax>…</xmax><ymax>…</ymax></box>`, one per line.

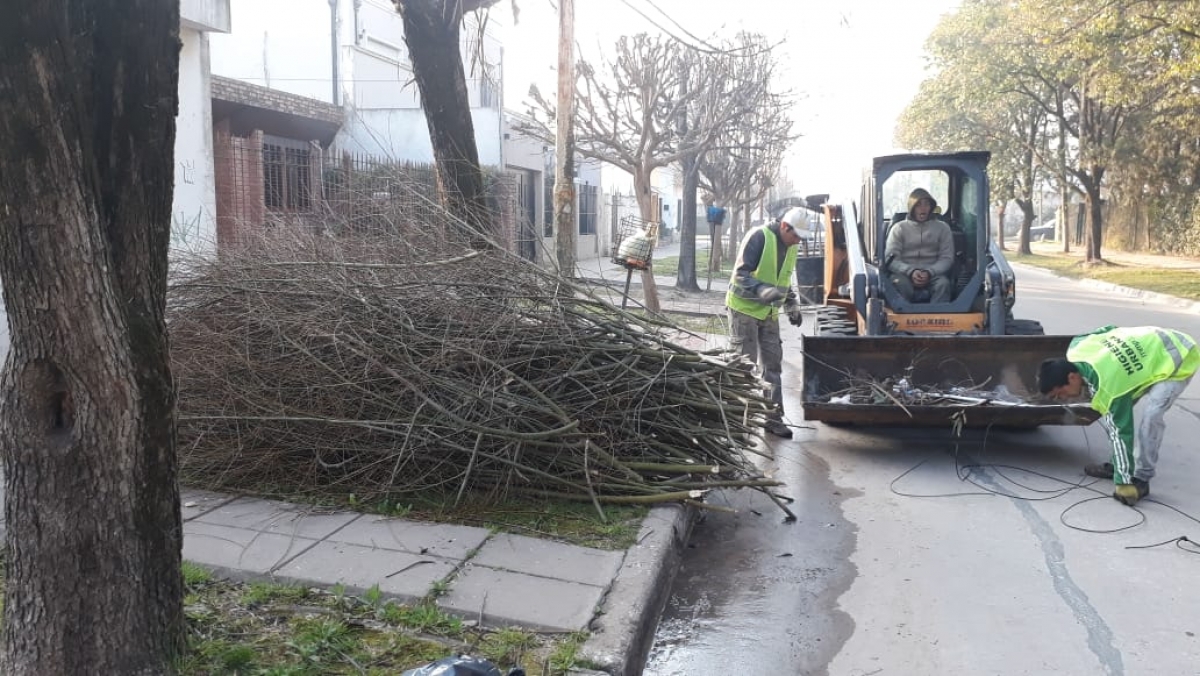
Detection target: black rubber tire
<box><xmin>1005</xmin><ymin>318</ymin><xmax>1045</xmax><ymax>335</ymax></box>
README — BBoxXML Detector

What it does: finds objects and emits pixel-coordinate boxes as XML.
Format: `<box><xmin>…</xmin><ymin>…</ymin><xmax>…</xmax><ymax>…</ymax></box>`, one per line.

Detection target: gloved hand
<box><xmin>786</xmin><ymin>304</ymin><xmax>803</xmax><ymax>326</ymax></box>
<box><xmin>756</xmin><ymin>285</ymin><xmax>788</xmax><ymax>304</ymax></box>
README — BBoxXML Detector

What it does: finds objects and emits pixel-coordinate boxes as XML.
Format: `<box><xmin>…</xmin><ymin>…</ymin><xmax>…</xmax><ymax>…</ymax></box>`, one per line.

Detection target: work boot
<box><xmin>1084</xmin><ymin>462</ymin><xmax>1115</xmax><ymax>480</ymax></box>
<box><xmin>1113</xmin><ymin>478</ymin><xmax>1150</xmax><ymax>506</ymax></box>
<box><xmin>764</xmin><ymin>419</ymin><xmax>793</xmax><ymax>439</ymax></box>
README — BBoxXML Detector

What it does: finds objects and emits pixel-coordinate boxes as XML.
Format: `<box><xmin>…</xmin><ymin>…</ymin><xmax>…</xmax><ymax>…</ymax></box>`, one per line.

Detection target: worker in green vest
<box><xmin>726</xmin><ymin>207</ymin><xmax>807</xmax><ymax>439</ymax></box>
<box><xmin>1038</xmin><ymin>325</ymin><xmax>1199</xmax><ymax>506</ymax></box>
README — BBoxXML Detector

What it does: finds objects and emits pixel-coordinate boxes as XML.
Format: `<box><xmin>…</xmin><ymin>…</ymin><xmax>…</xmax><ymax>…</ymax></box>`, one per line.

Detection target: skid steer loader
<box><xmin>800</xmin><ymin>151</ymin><xmax>1097</xmax><ymax>427</ymax></box>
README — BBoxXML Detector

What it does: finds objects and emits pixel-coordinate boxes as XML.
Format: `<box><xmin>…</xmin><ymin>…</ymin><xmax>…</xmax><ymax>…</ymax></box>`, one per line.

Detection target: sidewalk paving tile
<box><xmin>276</xmin><ymin>541</ymin><xmax>458</xmax><ymax>601</ymax></box>
<box><xmin>180</xmin><ymin>489</ymin><xmax>237</xmax><ymax>521</ymax></box>
<box><xmin>193</xmin><ymin>497</ymin><xmax>360</xmax><ymax>540</ymax></box>
<box><xmin>471</xmin><ymin>533</ymin><xmax>624</xmax><ymax>587</ymax></box>
<box><xmin>183</xmin><ymin>521</ymin><xmax>319</xmax><ymax>575</ymax></box>
<box><xmin>438</xmin><ymin>564</ymin><xmax>605</xmax><ymax>632</ymax></box>
<box><xmin>323</xmin><ymin>515</ymin><xmax>490</xmax><ymax>560</ymax></box>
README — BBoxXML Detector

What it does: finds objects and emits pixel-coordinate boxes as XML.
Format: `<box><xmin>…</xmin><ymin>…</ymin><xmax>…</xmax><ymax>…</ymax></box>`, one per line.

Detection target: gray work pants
<box><xmin>728</xmin><ymin>309</ymin><xmax>784</xmax><ymax>420</ymax></box>
<box><xmin>891</xmin><ymin>273</ymin><xmax>952</xmax><ymax>303</ymax></box>
<box><xmin>1130</xmin><ymin>376</ymin><xmax>1192</xmax><ymax>481</ymax></box>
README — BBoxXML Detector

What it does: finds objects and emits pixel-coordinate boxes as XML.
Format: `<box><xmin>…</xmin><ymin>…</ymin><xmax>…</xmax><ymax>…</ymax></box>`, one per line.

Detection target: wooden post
<box><xmin>554</xmin><ymin>0</ymin><xmax>577</xmax><ymax>275</ymax></box>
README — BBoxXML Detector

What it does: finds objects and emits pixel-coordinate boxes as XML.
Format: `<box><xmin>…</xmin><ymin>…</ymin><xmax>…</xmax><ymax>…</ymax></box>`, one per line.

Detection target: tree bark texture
<box><xmin>553</xmin><ymin>0</ymin><xmax>577</xmax><ymax>275</ymax></box>
<box><xmin>0</xmin><ymin>1</ymin><xmax>185</xmax><ymax>673</ymax></box>
<box><xmin>396</xmin><ymin>0</ymin><xmax>491</xmax><ymax>247</ymax></box>
<box><xmin>676</xmin><ymin>155</ymin><xmax>701</xmax><ymax>292</ymax></box>
<box><xmin>631</xmin><ymin>169</ymin><xmax>662</xmax><ymax>313</ymax></box>
<box><xmin>1085</xmin><ymin>178</ymin><xmax>1105</xmax><ymax>262</ymax></box>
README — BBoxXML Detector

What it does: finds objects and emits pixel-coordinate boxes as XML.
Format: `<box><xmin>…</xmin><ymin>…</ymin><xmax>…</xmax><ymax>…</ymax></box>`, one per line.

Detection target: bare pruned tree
<box><xmin>522</xmin><ymin>33</ymin><xmax>682</xmax><ymax>310</ymax></box>
<box><xmin>695</xmin><ymin>38</ymin><xmax>794</xmax><ymax>269</ymax></box>
<box><xmin>676</xmin><ymin>34</ymin><xmax>795</xmax><ymax>291</ymax></box>
<box><xmin>699</xmin><ymin>95</ymin><xmax>794</xmax><ymax>270</ymax></box>
<box><xmin>521</xmin><ymin>32</ymin><xmax>793</xmax><ymax>305</ymax></box>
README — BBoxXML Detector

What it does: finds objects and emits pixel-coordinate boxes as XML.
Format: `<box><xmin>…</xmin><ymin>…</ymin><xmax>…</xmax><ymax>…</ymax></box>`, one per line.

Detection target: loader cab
<box><xmin>862</xmin><ymin>152</ymin><xmax>990</xmax><ymax>319</ymax></box>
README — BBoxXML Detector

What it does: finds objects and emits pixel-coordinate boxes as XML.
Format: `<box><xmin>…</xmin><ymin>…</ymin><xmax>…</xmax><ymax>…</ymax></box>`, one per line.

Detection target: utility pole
<box><xmin>553</xmin><ymin>0</ymin><xmax>576</xmax><ymax>275</ymax></box>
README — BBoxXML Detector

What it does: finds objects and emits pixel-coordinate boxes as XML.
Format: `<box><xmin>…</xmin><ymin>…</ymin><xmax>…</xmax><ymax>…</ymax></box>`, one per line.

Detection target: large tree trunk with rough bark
<box><xmin>0</xmin><ymin>1</ymin><xmax>185</xmax><ymax>673</ymax></box>
<box><xmin>396</xmin><ymin>0</ymin><xmax>493</xmax><ymax>246</ymax></box>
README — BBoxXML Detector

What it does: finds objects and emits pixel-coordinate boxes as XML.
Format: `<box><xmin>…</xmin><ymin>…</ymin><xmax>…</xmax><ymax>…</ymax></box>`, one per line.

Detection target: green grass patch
<box><xmin>1012</xmin><ymin>251</ymin><xmax>1200</xmax><ymax>301</ymax></box>
<box><xmin>653</xmin><ymin>249</ymin><xmax>734</xmax><ymax>278</ymax></box>
<box><xmin>165</xmin><ymin>565</ymin><xmax>591</xmax><ymax>674</ymax></box>
<box><xmin>664</xmin><ymin>311</ymin><xmax>727</xmax><ymax>337</ymax></box>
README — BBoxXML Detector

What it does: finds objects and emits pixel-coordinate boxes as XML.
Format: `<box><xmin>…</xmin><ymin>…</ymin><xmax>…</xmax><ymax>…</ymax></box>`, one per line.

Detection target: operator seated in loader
<box><xmin>884</xmin><ymin>188</ymin><xmax>955</xmax><ymax>303</ymax></box>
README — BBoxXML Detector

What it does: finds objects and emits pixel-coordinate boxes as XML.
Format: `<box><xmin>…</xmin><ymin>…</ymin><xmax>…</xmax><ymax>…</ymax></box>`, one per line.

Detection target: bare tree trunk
<box><xmin>1059</xmin><ymin>186</ymin><xmax>1071</xmax><ymax>254</ymax></box>
<box><xmin>676</xmin><ymin>155</ymin><xmax>702</xmax><ymax>292</ymax></box>
<box><xmin>1084</xmin><ymin>178</ymin><xmax>1105</xmax><ymax>262</ymax></box>
<box><xmin>632</xmin><ymin>169</ymin><xmax>662</xmax><ymax>312</ymax></box>
<box><xmin>397</xmin><ymin>0</ymin><xmax>491</xmax><ymax>246</ymax></box>
<box><xmin>0</xmin><ymin>1</ymin><xmax>184</xmax><ymax>672</ymax></box>
<box><xmin>709</xmin><ymin>219</ymin><xmax>724</xmax><ymax>274</ymax></box>
<box><xmin>1016</xmin><ymin>198</ymin><xmax>1035</xmax><ymax>255</ymax></box>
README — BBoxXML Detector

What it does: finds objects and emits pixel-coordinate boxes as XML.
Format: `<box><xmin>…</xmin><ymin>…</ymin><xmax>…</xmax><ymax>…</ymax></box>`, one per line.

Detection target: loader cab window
<box><xmin>875</xmin><ymin>170</ymin><xmax>951</xmax><ymax>262</ymax></box>
<box><xmin>877</xmin><ymin>168</ymin><xmax>978</xmax><ymax>304</ymax></box>
<box><xmin>881</xmin><ymin>171</ymin><xmax>950</xmax><ymax>228</ymax></box>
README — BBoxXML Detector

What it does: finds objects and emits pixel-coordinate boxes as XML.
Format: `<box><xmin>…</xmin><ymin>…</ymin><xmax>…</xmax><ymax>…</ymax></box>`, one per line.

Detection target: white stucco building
<box><xmin>173</xmin><ymin>0</ymin><xmax>232</xmax><ymax>253</ymax></box>
<box><xmin>208</xmin><ymin>0</ymin><xmax>504</xmax><ymax>166</ymax></box>
<box><xmin>503</xmin><ymin>112</ymin><xmax>605</xmax><ymax>263</ymax></box>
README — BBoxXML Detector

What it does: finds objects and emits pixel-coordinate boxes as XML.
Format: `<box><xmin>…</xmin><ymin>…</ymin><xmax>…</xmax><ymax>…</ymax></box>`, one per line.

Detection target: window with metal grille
<box><xmin>578</xmin><ymin>183</ymin><xmax>598</xmax><ymax>235</ymax></box>
<box><xmin>263</xmin><ymin>137</ymin><xmax>313</xmax><ymax>212</ymax></box>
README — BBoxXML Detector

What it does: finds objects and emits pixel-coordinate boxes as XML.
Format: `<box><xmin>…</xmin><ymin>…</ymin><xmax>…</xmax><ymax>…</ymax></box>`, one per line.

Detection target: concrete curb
<box><xmin>1075</xmin><ymin>277</ymin><xmax>1200</xmax><ymax>314</ymax></box>
<box><xmin>577</xmin><ymin>503</ymin><xmax>698</xmax><ymax>675</ymax></box>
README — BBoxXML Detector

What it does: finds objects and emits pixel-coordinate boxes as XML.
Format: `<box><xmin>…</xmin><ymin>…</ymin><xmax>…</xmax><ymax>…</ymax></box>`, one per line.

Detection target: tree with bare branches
<box><xmin>676</xmin><ymin>34</ymin><xmax>794</xmax><ymax>291</ymax></box>
<box><xmin>698</xmin><ymin>86</ymin><xmax>793</xmax><ymax>273</ymax></box>
<box><xmin>522</xmin><ymin>33</ymin><xmax>680</xmax><ymax>310</ymax></box>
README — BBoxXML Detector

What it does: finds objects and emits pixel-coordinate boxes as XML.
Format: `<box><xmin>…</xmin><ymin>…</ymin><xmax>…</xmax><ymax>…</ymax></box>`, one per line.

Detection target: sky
<box><xmin>498</xmin><ymin>0</ymin><xmax>962</xmax><ymax>198</ymax></box>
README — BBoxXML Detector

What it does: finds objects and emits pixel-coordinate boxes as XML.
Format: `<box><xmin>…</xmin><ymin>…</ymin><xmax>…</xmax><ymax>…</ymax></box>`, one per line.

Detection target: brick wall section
<box><xmin>214</xmin><ymin>127</ymin><xmax>265</xmax><ymax>248</ymax></box>
<box><xmin>211</xmin><ymin>75</ymin><xmax>342</xmax><ymax>124</ymax></box>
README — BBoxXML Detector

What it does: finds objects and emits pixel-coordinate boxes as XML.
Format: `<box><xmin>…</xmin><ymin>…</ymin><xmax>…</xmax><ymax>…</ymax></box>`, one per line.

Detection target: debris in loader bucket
<box><xmin>801</xmin><ymin>335</ymin><xmax>1100</xmax><ymax>428</ymax></box>
<box><xmin>825</xmin><ymin>374</ymin><xmax>1052</xmax><ymax>409</ymax></box>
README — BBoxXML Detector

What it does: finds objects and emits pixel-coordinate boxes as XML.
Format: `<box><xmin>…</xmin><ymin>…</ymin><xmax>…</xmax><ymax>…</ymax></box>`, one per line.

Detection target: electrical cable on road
<box><xmin>887</xmin><ymin>423</ymin><xmax>1199</xmax><ymax>549</ymax></box>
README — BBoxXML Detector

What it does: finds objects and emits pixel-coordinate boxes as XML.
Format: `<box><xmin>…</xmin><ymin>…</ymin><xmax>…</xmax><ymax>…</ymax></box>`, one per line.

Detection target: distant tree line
<box><xmin>896</xmin><ymin>0</ymin><xmax>1200</xmax><ymax>259</ymax></box>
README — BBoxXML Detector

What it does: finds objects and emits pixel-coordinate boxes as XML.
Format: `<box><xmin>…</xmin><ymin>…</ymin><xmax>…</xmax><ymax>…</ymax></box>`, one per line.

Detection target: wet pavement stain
<box><xmin>644</xmin><ymin>443</ymin><xmax>860</xmax><ymax>675</ymax></box>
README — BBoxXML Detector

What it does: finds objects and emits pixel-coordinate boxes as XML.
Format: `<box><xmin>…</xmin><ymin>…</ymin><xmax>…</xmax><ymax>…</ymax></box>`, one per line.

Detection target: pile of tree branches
<box><xmin>169</xmin><ymin>229</ymin><xmax>785</xmax><ymax>514</ymax></box>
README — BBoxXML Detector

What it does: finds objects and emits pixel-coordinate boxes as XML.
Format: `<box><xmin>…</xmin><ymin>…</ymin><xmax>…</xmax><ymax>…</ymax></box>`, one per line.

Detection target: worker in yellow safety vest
<box><xmin>1038</xmin><ymin>325</ymin><xmax>1199</xmax><ymax>506</ymax></box>
<box><xmin>726</xmin><ymin>207</ymin><xmax>808</xmax><ymax>439</ymax></box>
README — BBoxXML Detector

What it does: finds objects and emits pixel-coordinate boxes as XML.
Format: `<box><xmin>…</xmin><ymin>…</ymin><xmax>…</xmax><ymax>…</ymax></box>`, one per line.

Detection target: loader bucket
<box><xmin>801</xmin><ymin>335</ymin><xmax>1099</xmax><ymax>428</ymax></box>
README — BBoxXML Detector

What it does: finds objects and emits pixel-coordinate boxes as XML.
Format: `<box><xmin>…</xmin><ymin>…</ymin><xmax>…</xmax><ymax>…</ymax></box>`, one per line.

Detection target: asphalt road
<box><xmin>645</xmin><ymin>264</ymin><xmax>1200</xmax><ymax>676</ymax></box>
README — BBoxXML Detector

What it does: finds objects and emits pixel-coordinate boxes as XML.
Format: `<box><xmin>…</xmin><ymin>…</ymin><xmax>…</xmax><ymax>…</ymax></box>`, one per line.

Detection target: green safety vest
<box><xmin>725</xmin><ymin>226</ymin><xmax>798</xmax><ymax>320</ymax></box>
<box><xmin>1068</xmin><ymin>325</ymin><xmax>1200</xmax><ymax>415</ymax></box>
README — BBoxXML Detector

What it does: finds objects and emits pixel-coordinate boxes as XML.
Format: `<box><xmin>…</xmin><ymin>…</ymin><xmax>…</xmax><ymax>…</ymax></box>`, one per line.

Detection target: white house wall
<box><xmin>173</xmin><ymin>27</ymin><xmax>219</xmax><ymax>254</ymax></box>
<box><xmin>339</xmin><ymin>108</ymin><xmax>502</xmax><ymax>166</ymax></box>
<box><xmin>212</xmin><ymin>0</ymin><xmax>504</xmax><ymax>166</ymax></box>
<box><xmin>182</xmin><ymin>0</ymin><xmax>232</xmax><ymax>32</ymax></box>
